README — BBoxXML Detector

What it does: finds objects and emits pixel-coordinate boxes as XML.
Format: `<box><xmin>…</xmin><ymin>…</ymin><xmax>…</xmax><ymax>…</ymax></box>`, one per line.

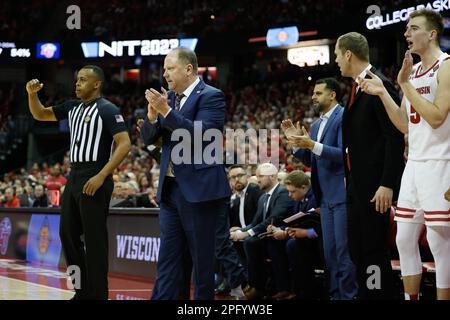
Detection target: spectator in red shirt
<box><xmin>3</xmin><ymin>187</ymin><xmax>19</xmax><ymax>208</ymax></box>
<box><xmin>45</xmin><ymin>164</ymin><xmax>67</xmax><ymax>192</ymax></box>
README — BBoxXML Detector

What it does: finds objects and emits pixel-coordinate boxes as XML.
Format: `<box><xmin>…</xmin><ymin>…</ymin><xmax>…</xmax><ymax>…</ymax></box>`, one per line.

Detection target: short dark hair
<box><xmin>409</xmin><ymin>9</ymin><xmax>444</xmax><ymax>43</ymax></box>
<box><xmin>315</xmin><ymin>77</ymin><xmax>341</xmax><ymax>99</ymax></box>
<box><xmin>337</xmin><ymin>32</ymin><xmax>370</xmax><ymax>62</ymax></box>
<box><xmin>81</xmin><ymin>65</ymin><xmax>105</xmax><ymax>82</ymax></box>
<box><xmin>173</xmin><ymin>47</ymin><xmax>198</xmax><ymax>73</ymax></box>
<box><xmin>284</xmin><ymin>170</ymin><xmax>310</xmax><ymax>188</ymax></box>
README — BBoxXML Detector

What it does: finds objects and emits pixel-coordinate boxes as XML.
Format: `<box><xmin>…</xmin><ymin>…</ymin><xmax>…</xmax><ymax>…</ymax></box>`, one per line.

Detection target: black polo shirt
<box><xmin>53</xmin><ymin>97</ymin><xmax>127</xmax><ymax>166</ymax></box>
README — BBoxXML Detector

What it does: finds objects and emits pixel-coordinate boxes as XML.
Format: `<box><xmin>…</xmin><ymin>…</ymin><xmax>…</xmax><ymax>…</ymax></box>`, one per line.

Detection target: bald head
<box><xmin>257</xmin><ymin>163</ymin><xmax>278</xmax><ymax>176</ymax></box>
<box><xmin>256</xmin><ymin>163</ymin><xmax>279</xmax><ymax>192</ymax></box>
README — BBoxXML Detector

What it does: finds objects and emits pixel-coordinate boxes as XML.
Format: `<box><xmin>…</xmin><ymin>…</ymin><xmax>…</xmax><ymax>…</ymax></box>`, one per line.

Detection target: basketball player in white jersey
<box><xmin>359</xmin><ymin>9</ymin><xmax>450</xmax><ymax>300</ymax></box>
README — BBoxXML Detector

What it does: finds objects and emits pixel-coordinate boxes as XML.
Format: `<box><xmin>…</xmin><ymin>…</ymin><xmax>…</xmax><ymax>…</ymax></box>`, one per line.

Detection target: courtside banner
<box><xmin>0</xmin><ymin>212</ymin><xmax>31</xmax><ymax>260</ymax></box>
<box><xmin>108</xmin><ymin>212</ymin><xmax>160</xmax><ymax>278</ymax></box>
<box><xmin>26</xmin><ymin>214</ymin><xmax>63</xmax><ymax>267</ymax></box>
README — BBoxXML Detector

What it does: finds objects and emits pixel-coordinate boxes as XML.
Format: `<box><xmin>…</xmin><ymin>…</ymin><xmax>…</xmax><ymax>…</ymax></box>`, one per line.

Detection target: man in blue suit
<box><xmin>282</xmin><ymin>78</ymin><xmax>358</xmax><ymax>300</ymax></box>
<box><xmin>141</xmin><ymin>47</ymin><xmax>231</xmax><ymax>300</ymax></box>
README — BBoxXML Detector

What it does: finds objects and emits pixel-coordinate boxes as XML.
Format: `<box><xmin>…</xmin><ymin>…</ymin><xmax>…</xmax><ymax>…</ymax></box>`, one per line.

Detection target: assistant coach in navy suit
<box><xmin>283</xmin><ymin>78</ymin><xmax>357</xmax><ymax>300</ymax></box>
<box><xmin>140</xmin><ymin>47</ymin><xmax>231</xmax><ymax>300</ymax></box>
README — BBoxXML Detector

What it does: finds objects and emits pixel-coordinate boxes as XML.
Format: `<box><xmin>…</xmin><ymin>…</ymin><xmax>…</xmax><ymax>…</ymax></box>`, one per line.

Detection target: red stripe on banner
<box><xmin>395</xmin><ymin>213</ymin><xmax>414</xmax><ymax>219</ymax></box>
<box><xmin>396</xmin><ymin>207</ymin><xmax>416</xmax><ymax>213</ymax></box>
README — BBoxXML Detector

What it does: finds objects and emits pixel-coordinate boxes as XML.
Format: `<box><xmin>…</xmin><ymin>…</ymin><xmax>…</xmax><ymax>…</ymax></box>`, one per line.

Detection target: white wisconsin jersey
<box><xmin>405</xmin><ymin>53</ymin><xmax>450</xmax><ymax>160</ymax></box>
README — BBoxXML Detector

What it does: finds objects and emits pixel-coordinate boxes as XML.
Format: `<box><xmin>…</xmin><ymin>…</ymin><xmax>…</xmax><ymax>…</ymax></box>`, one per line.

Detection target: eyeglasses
<box><xmin>229</xmin><ymin>173</ymin><xmax>246</xmax><ymax>180</ymax></box>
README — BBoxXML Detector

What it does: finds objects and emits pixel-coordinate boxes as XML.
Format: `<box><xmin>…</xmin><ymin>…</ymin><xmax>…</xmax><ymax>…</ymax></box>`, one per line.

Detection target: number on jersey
<box><xmin>410</xmin><ymin>105</ymin><xmax>421</xmax><ymax>124</ymax></box>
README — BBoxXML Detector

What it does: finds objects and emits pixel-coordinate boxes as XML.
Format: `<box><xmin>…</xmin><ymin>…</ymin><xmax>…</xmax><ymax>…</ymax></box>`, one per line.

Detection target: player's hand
<box><xmin>397</xmin><ymin>50</ymin><xmax>414</xmax><ymax>86</ymax></box>
<box><xmin>82</xmin><ymin>174</ymin><xmax>105</xmax><ymax>196</ymax></box>
<box><xmin>371</xmin><ymin>186</ymin><xmax>393</xmax><ymax>213</ymax></box>
<box><xmin>26</xmin><ymin>79</ymin><xmax>44</xmax><ymax>94</ymax></box>
<box><xmin>359</xmin><ymin>70</ymin><xmax>386</xmax><ymax>96</ymax></box>
<box><xmin>230</xmin><ymin>226</ymin><xmax>241</xmax><ymax>232</ymax></box>
<box><xmin>281</xmin><ymin>119</ymin><xmax>302</xmax><ymax>139</ymax></box>
<box><xmin>445</xmin><ymin>187</ymin><xmax>450</xmax><ymax>202</ymax></box>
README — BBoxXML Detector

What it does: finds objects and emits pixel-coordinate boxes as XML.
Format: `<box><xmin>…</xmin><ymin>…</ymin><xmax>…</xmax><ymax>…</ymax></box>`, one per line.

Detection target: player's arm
<box><xmin>26</xmin><ymin>79</ymin><xmax>57</xmax><ymax>121</ymax></box>
<box><xmin>378</xmin><ymin>94</ymin><xmax>409</xmax><ymax>134</ymax></box>
<box><xmin>399</xmin><ymin>60</ymin><xmax>450</xmax><ymax>129</ymax></box>
<box><xmin>360</xmin><ymin>70</ymin><xmax>408</xmax><ymax>134</ymax></box>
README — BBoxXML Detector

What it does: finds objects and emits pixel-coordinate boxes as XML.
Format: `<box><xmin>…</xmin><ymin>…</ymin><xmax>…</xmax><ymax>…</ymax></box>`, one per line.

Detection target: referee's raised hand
<box><xmin>26</xmin><ymin>79</ymin><xmax>44</xmax><ymax>94</ymax></box>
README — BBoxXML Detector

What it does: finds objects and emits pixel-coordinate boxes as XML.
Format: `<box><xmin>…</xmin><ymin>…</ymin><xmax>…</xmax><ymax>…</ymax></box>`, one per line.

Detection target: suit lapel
<box><xmin>243</xmin><ymin>186</ymin><xmax>251</xmax><ymax>214</ymax></box>
<box><xmin>351</xmin><ymin>86</ymin><xmax>363</xmax><ymax>107</ymax></box>
<box><xmin>319</xmin><ymin>105</ymin><xmax>341</xmax><ymax>142</ymax></box>
<box><xmin>310</xmin><ymin>120</ymin><xmax>320</xmax><ymax>141</ymax></box>
<box><xmin>350</xmin><ymin>67</ymin><xmax>376</xmax><ymax>108</ymax></box>
<box><xmin>267</xmin><ymin>184</ymin><xmax>280</xmax><ymax>214</ymax></box>
<box><xmin>179</xmin><ymin>79</ymin><xmax>205</xmax><ymax>116</ymax></box>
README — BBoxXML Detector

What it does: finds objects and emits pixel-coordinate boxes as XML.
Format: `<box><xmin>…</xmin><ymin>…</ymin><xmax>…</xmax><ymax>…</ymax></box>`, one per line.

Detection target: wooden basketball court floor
<box><xmin>0</xmin><ymin>258</ymin><xmax>236</xmax><ymax>300</ymax></box>
<box><xmin>0</xmin><ymin>258</ymin><xmax>155</xmax><ymax>300</ymax></box>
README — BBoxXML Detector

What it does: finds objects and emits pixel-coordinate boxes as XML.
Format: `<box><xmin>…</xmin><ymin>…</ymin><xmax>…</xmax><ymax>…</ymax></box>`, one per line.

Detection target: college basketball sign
<box><xmin>366</xmin><ymin>0</ymin><xmax>450</xmax><ymax>30</ymax></box>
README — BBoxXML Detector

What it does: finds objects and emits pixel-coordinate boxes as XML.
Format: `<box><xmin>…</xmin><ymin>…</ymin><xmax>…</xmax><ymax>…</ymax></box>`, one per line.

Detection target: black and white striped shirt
<box><xmin>53</xmin><ymin>97</ymin><xmax>127</xmax><ymax>165</ymax></box>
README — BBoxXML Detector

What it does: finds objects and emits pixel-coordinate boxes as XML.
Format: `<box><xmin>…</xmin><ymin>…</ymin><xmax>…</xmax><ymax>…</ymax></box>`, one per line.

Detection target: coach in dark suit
<box><xmin>229</xmin><ymin>165</ymin><xmax>264</xmax><ymax>230</ymax></box>
<box><xmin>334</xmin><ymin>32</ymin><xmax>405</xmax><ymax>299</ymax></box>
<box><xmin>230</xmin><ymin>163</ymin><xmax>294</xmax><ymax>299</ymax></box>
<box><xmin>141</xmin><ymin>47</ymin><xmax>231</xmax><ymax>300</ymax></box>
<box><xmin>228</xmin><ymin>165</ymin><xmax>264</xmax><ymax>267</ymax></box>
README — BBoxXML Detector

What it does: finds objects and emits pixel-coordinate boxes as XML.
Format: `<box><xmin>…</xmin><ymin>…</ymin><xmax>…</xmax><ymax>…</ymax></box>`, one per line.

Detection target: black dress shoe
<box><xmin>244</xmin><ymin>287</ymin><xmax>264</xmax><ymax>300</ymax></box>
<box><xmin>214</xmin><ymin>281</ymin><xmax>230</xmax><ymax>295</ymax></box>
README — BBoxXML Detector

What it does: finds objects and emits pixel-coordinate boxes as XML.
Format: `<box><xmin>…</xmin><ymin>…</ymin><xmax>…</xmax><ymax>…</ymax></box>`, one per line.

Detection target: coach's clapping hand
<box><xmin>287</xmin><ymin>126</ymin><xmax>315</xmax><ymax>150</ymax></box>
<box><xmin>146</xmin><ymin>87</ymin><xmax>170</xmax><ymax>117</ymax></box>
<box><xmin>281</xmin><ymin>119</ymin><xmax>302</xmax><ymax>140</ymax></box>
<box><xmin>26</xmin><ymin>79</ymin><xmax>44</xmax><ymax>94</ymax></box>
<box><xmin>144</xmin><ymin>90</ymin><xmax>158</xmax><ymax>122</ymax></box>
<box><xmin>371</xmin><ymin>186</ymin><xmax>393</xmax><ymax>213</ymax></box>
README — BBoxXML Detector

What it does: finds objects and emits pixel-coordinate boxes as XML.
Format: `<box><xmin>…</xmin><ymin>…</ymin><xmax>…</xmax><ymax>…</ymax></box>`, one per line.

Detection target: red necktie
<box><xmin>348</xmin><ymin>82</ymin><xmax>357</xmax><ymax>108</ymax></box>
<box><xmin>346</xmin><ymin>147</ymin><xmax>351</xmax><ymax>172</ymax></box>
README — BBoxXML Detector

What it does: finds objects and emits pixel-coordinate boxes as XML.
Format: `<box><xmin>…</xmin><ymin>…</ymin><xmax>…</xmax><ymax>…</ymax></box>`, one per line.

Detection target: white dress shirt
<box><xmin>355</xmin><ymin>63</ymin><xmax>372</xmax><ymax>94</ymax></box>
<box><xmin>311</xmin><ymin>103</ymin><xmax>340</xmax><ymax>156</ymax></box>
<box><xmin>165</xmin><ymin>76</ymin><xmax>200</xmax><ymax>117</ymax></box>
<box><xmin>238</xmin><ymin>184</ymin><xmax>249</xmax><ymax>227</ymax></box>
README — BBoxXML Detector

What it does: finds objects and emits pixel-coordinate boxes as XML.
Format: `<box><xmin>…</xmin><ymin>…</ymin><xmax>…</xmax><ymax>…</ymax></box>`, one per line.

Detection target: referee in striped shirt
<box><xmin>26</xmin><ymin>65</ymin><xmax>131</xmax><ymax>300</ymax></box>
